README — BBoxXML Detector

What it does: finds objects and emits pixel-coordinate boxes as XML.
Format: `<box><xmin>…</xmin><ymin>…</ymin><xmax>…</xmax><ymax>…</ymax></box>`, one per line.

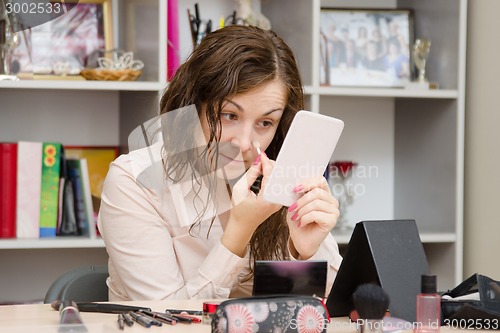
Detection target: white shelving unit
<box><xmin>0</xmin><ymin>0</ymin><xmax>466</xmax><ymax>302</ymax></box>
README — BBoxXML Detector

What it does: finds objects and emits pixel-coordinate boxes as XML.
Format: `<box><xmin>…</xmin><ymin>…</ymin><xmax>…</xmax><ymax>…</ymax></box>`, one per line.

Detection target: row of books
<box><xmin>0</xmin><ymin>142</ymin><xmax>98</xmax><ymax>239</ymax></box>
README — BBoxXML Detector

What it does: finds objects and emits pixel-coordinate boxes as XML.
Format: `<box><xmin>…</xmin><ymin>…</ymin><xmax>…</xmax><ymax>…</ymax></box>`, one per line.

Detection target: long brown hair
<box><xmin>160</xmin><ymin>25</ymin><xmax>304</xmax><ymax>274</ymax></box>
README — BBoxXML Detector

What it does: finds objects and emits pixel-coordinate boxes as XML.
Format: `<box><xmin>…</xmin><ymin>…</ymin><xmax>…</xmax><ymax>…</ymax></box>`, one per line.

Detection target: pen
<box><xmin>139</xmin><ymin>310</ymin><xmax>177</xmax><ymax>325</ymax></box>
<box><xmin>231</xmin><ymin>10</ymin><xmax>237</xmax><ymax>24</ymax></box>
<box><xmin>196</xmin><ymin>21</ymin><xmax>206</xmax><ymax>45</ymax></box>
<box><xmin>194</xmin><ymin>3</ymin><xmax>201</xmax><ymax>33</ymax></box>
<box><xmin>165</xmin><ymin>309</ymin><xmax>203</xmax><ymax>316</ymax></box>
<box><xmin>187</xmin><ymin>9</ymin><xmax>197</xmax><ymax>47</ymax></box>
<box><xmin>205</xmin><ymin>19</ymin><xmax>212</xmax><ymax>35</ymax></box>
<box><xmin>117</xmin><ymin>314</ymin><xmax>125</xmax><ymax>330</ymax></box>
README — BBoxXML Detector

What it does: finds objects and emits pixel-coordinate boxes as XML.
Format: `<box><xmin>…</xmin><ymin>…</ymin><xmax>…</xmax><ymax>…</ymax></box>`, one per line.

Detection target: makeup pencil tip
<box><xmin>252</xmin><ymin>141</ymin><xmax>261</xmax><ymax>155</ymax></box>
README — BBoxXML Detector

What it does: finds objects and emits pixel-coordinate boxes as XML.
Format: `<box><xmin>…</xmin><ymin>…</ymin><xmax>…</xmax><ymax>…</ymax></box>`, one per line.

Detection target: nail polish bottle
<box><xmin>415</xmin><ymin>274</ymin><xmax>441</xmax><ymax>333</ymax></box>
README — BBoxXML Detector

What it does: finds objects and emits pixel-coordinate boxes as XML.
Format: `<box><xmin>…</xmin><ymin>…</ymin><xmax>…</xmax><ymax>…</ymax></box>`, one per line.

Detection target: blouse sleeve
<box><xmin>98</xmin><ymin>156</ymin><xmax>247</xmax><ymax>301</ymax></box>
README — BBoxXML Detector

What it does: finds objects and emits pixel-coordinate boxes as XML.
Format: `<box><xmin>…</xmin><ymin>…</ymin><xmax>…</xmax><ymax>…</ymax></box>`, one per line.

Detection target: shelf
<box><xmin>0</xmin><ymin>232</ymin><xmax>455</xmax><ymax>249</ymax></box>
<box><xmin>0</xmin><ymin>238</ymin><xmax>105</xmax><ymax>250</ymax></box>
<box><xmin>333</xmin><ymin>230</ymin><xmax>456</xmax><ymax>245</ymax></box>
<box><xmin>304</xmin><ymin>86</ymin><xmax>459</xmax><ymax>99</ymax></box>
<box><xmin>0</xmin><ymin>80</ymin><xmax>165</xmax><ymax>92</ymax></box>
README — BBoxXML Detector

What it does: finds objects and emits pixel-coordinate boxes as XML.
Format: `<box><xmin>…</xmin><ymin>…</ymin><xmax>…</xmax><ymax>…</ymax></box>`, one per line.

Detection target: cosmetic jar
<box><xmin>202</xmin><ymin>302</ymin><xmax>219</xmax><ymax>325</ymax></box>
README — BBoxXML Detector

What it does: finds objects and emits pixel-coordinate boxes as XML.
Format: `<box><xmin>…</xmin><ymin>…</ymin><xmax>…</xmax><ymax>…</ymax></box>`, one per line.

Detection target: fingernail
<box><xmin>297</xmin><ymin>221</ymin><xmax>301</xmax><ymax>228</ymax></box>
<box><xmin>291</xmin><ymin>213</ymin><xmax>298</xmax><ymax>221</ymax></box>
<box><xmin>288</xmin><ymin>203</ymin><xmax>297</xmax><ymax>212</ymax></box>
<box><xmin>262</xmin><ymin>151</ymin><xmax>267</xmax><ymax>157</ymax></box>
<box><xmin>253</xmin><ymin>155</ymin><xmax>261</xmax><ymax>165</ymax></box>
<box><xmin>293</xmin><ymin>185</ymin><xmax>303</xmax><ymax>193</ymax></box>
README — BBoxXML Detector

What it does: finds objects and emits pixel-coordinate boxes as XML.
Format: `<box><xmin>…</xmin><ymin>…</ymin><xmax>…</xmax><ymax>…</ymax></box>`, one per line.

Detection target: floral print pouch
<box><xmin>211</xmin><ymin>295</ymin><xmax>329</xmax><ymax>333</ymax></box>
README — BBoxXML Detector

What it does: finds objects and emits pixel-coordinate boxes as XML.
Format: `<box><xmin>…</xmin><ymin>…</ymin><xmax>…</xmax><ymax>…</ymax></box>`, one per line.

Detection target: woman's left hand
<box><xmin>287</xmin><ymin>176</ymin><xmax>339</xmax><ymax>260</ymax></box>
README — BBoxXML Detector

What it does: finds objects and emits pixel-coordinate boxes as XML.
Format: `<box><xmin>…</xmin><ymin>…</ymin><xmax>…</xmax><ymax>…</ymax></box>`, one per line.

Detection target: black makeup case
<box><xmin>441</xmin><ymin>273</ymin><xmax>500</xmax><ymax>329</ymax></box>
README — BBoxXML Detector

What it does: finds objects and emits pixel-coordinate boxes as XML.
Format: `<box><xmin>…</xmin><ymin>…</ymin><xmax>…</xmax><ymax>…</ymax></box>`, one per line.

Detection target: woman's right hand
<box><xmin>221</xmin><ymin>152</ymin><xmax>282</xmax><ymax>257</ymax></box>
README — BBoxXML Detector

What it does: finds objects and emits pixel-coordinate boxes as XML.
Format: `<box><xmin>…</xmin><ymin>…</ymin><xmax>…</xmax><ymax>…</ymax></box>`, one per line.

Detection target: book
<box><xmin>80</xmin><ymin>158</ymin><xmax>97</xmax><ymax>238</ymax></box>
<box><xmin>64</xmin><ymin>146</ymin><xmax>118</xmax><ymax>218</ymax></box>
<box><xmin>66</xmin><ymin>159</ymin><xmax>89</xmax><ymax>237</ymax></box>
<box><xmin>39</xmin><ymin>142</ymin><xmax>62</xmax><ymax>237</ymax></box>
<box><xmin>0</xmin><ymin>143</ymin><xmax>18</xmax><ymax>238</ymax></box>
<box><xmin>16</xmin><ymin>141</ymin><xmax>42</xmax><ymax>238</ymax></box>
<box><xmin>66</xmin><ymin>158</ymin><xmax>96</xmax><ymax>238</ymax></box>
<box><xmin>56</xmin><ymin>147</ymin><xmax>79</xmax><ymax>236</ymax></box>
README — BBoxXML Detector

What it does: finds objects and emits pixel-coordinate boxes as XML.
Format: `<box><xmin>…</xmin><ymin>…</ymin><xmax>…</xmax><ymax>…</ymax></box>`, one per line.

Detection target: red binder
<box><xmin>0</xmin><ymin>143</ymin><xmax>18</xmax><ymax>238</ymax></box>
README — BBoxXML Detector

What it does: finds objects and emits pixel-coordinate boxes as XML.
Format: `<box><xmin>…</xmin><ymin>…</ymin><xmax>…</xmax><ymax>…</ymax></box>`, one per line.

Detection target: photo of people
<box><xmin>320</xmin><ymin>9</ymin><xmax>412</xmax><ymax>87</ymax></box>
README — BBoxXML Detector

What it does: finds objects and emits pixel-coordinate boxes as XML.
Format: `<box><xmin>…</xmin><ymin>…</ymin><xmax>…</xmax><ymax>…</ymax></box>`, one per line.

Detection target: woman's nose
<box><xmin>230</xmin><ymin>131</ymin><xmax>254</xmax><ymax>153</ymax></box>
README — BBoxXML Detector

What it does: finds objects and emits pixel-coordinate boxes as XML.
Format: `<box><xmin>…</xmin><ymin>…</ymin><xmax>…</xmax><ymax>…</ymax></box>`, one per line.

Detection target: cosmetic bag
<box><xmin>211</xmin><ymin>295</ymin><xmax>329</xmax><ymax>333</ymax></box>
<box><xmin>441</xmin><ymin>273</ymin><xmax>500</xmax><ymax>329</ymax></box>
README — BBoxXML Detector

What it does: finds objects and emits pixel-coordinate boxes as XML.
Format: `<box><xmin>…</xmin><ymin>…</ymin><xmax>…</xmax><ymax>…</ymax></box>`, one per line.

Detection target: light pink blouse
<box><xmin>98</xmin><ymin>142</ymin><xmax>342</xmax><ymax>301</ymax></box>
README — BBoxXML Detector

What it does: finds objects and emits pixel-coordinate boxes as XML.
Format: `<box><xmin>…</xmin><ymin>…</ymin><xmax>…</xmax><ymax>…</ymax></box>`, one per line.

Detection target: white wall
<box><xmin>464</xmin><ymin>0</ymin><xmax>500</xmax><ymax>279</ymax></box>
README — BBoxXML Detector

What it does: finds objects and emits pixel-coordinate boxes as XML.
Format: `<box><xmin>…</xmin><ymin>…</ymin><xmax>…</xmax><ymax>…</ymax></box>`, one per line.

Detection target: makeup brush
<box><xmin>352</xmin><ymin>284</ymin><xmax>390</xmax><ymax>333</ymax></box>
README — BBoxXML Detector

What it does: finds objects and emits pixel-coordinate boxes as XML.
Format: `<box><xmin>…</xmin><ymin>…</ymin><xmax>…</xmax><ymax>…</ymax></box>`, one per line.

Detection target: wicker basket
<box><xmin>80</xmin><ymin>69</ymin><xmax>142</xmax><ymax>81</ymax></box>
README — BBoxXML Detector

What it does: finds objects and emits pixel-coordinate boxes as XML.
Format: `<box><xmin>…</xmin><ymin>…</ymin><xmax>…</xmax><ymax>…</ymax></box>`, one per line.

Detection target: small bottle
<box><xmin>202</xmin><ymin>302</ymin><xmax>219</xmax><ymax>325</ymax></box>
<box><xmin>415</xmin><ymin>274</ymin><xmax>441</xmax><ymax>333</ymax></box>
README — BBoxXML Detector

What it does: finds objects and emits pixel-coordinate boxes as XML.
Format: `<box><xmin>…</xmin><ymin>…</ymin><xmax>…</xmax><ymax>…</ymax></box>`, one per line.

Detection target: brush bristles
<box><xmin>352</xmin><ymin>284</ymin><xmax>390</xmax><ymax>320</ymax></box>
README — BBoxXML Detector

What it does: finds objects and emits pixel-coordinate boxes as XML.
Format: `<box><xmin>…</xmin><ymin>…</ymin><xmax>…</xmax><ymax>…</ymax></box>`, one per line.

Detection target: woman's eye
<box><xmin>221</xmin><ymin>113</ymin><xmax>237</xmax><ymax>121</ymax></box>
<box><xmin>260</xmin><ymin>120</ymin><xmax>274</xmax><ymax>127</ymax></box>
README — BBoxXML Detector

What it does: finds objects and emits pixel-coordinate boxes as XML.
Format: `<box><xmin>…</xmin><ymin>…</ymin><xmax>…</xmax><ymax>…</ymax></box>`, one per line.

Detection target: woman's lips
<box><xmin>219</xmin><ymin>153</ymin><xmax>245</xmax><ymax>163</ymax></box>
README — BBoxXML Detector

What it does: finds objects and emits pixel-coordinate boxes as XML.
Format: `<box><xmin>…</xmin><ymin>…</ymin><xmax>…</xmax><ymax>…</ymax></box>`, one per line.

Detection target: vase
<box><xmin>329</xmin><ymin>161</ymin><xmax>358</xmax><ymax>231</ymax></box>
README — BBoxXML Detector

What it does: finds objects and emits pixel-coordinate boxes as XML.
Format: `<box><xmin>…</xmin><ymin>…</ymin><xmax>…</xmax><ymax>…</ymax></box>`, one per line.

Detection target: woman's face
<box><xmin>202</xmin><ymin>79</ymin><xmax>287</xmax><ymax>180</ymax></box>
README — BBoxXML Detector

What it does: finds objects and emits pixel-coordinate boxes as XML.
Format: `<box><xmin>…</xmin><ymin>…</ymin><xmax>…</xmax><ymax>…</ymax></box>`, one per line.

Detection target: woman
<box><xmin>98</xmin><ymin>25</ymin><xmax>342</xmax><ymax>301</ymax></box>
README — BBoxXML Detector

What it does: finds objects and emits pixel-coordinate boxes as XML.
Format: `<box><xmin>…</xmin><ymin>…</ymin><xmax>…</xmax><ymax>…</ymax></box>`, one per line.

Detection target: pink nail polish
<box><xmin>297</xmin><ymin>221</ymin><xmax>301</xmax><ymax>228</ymax></box>
<box><xmin>288</xmin><ymin>203</ymin><xmax>297</xmax><ymax>212</ymax></box>
<box><xmin>253</xmin><ymin>155</ymin><xmax>261</xmax><ymax>165</ymax></box>
<box><xmin>291</xmin><ymin>213</ymin><xmax>298</xmax><ymax>221</ymax></box>
<box><xmin>293</xmin><ymin>185</ymin><xmax>303</xmax><ymax>193</ymax></box>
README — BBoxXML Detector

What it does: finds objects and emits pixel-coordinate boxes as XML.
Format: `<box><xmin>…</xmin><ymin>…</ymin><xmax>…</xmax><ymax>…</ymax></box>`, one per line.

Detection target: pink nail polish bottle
<box><xmin>415</xmin><ymin>274</ymin><xmax>441</xmax><ymax>333</ymax></box>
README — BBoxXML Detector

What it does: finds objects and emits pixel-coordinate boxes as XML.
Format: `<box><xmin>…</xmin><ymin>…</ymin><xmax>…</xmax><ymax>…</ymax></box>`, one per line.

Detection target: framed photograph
<box><xmin>320</xmin><ymin>8</ymin><xmax>413</xmax><ymax>88</ymax></box>
<box><xmin>64</xmin><ymin>146</ymin><xmax>118</xmax><ymax>213</ymax></box>
<box><xmin>12</xmin><ymin>0</ymin><xmax>113</xmax><ymax>76</ymax></box>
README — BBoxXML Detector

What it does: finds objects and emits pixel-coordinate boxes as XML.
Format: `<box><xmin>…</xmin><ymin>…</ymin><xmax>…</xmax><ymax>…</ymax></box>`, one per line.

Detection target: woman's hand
<box><xmin>287</xmin><ymin>176</ymin><xmax>339</xmax><ymax>260</ymax></box>
<box><xmin>221</xmin><ymin>153</ymin><xmax>282</xmax><ymax>257</ymax></box>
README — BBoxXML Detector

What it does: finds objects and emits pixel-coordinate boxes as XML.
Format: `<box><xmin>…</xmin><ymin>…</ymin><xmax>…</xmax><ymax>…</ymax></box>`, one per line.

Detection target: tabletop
<box><xmin>0</xmin><ymin>300</ymin><xmax>481</xmax><ymax>332</ymax></box>
<box><xmin>0</xmin><ymin>299</ymin><xmax>358</xmax><ymax>333</ymax></box>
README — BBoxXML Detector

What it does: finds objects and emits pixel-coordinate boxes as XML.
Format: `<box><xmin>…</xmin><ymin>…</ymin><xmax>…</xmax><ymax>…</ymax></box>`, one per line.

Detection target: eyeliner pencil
<box><xmin>139</xmin><ymin>310</ymin><xmax>177</xmax><ymax>325</ymax></box>
<box><xmin>129</xmin><ymin>311</ymin><xmax>152</xmax><ymax>328</ymax></box>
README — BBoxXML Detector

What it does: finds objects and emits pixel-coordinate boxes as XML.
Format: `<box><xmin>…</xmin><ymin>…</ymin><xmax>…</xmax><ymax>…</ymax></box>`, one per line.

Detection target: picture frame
<box><xmin>320</xmin><ymin>8</ymin><xmax>414</xmax><ymax>88</ymax></box>
<box><xmin>11</xmin><ymin>0</ymin><xmax>113</xmax><ymax>76</ymax></box>
<box><xmin>64</xmin><ymin>146</ymin><xmax>119</xmax><ymax>213</ymax></box>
